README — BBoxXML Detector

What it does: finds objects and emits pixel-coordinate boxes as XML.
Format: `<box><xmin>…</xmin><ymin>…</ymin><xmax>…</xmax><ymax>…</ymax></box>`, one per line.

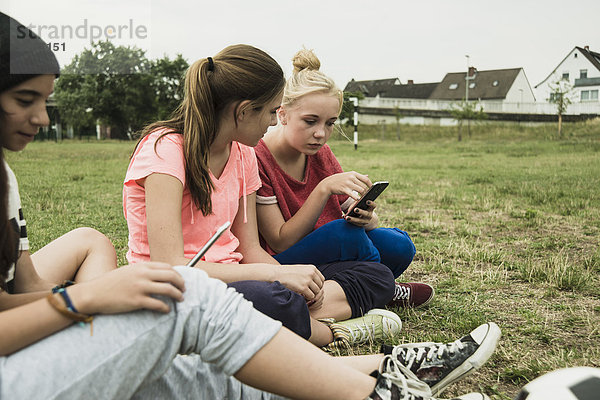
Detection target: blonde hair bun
<box><xmin>292</xmin><ymin>48</ymin><xmax>321</xmax><ymax>73</ymax></box>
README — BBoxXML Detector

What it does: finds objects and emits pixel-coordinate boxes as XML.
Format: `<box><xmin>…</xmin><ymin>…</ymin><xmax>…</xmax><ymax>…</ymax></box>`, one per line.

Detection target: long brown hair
<box><xmin>0</xmin><ymin>149</ymin><xmax>18</xmax><ymax>291</ymax></box>
<box><xmin>134</xmin><ymin>44</ymin><xmax>285</xmax><ymax>216</ymax></box>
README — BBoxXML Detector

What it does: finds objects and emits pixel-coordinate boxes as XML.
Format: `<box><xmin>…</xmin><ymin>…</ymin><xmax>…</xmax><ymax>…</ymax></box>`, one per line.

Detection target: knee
<box><xmin>328</xmin><ymin>261</ymin><xmax>395</xmax><ymax>316</ymax></box>
<box><xmin>69</xmin><ymin>227</ymin><xmax>115</xmax><ymax>252</ymax></box>
<box><xmin>329</xmin><ymin>221</ymin><xmax>380</xmax><ymax>262</ymax></box>
<box><xmin>369</xmin><ymin>228</ymin><xmax>416</xmax><ymax>277</ymax></box>
<box><xmin>390</xmin><ymin>229</ymin><xmax>416</xmax><ymax>273</ymax></box>
<box><xmin>227</xmin><ymin>281</ymin><xmax>311</xmax><ymax>339</ymax></box>
<box><xmin>365</xmin><ymin>262</ymin><xmax>396</xmax><ymax>297</ymax></box>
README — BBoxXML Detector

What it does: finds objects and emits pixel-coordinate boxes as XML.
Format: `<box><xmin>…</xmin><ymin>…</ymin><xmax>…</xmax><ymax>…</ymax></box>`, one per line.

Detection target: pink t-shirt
<box><xmin>123</xmin><ymin>129</ymin><xmax>261</xmax><ymax>264</ymax></box>
<box><xmin>255</xmin><ymin>139</ymin><xmax>348</xmax><ymax>253</ymax></box>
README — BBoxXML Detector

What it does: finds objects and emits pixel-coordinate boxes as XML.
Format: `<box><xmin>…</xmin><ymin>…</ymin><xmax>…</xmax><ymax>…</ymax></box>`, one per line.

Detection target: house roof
<box><xmin>429</xmin><ymin>68</ymin><xmax>521</xmax><ymax>100</ymax></box>
<box><xmin>344</xmin><ymin>78</ymin><xmax>400</xmax><ymax>96</ymax></box>
<box><xmin>382</xmin><ymin>83</ymin><xmax>438</xmax><ymax>99</ymax></box>
<box><xmin>535</xmin><ymin>46</ymin><xmax>600</xmax><ymax>88</ymax></box>
<box><xmin>344</xmin><ymin>78</ymin><xmax>437</xmax><ymax>99</ymax></box>
<box><xmin>576</xmin><ymin>46</ymin><xmax>600</xmax><ymax>73</ymax></box>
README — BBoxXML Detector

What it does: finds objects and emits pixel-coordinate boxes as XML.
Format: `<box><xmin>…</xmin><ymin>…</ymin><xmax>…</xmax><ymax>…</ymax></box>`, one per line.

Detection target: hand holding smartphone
<box><xmin>186</xmin><ymin>221</ymin><xmax>230</xmax><ymax>267</ymax></box>
<box><xmin>346</xmin><ymin>181</ymin><xmax>389</xmax><ymax>217</ymax></box>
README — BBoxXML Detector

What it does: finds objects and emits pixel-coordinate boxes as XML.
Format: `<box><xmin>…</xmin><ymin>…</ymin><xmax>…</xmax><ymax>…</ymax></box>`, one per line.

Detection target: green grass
<box><xmin>7</xmin><ymin>120</ymin><xmax>600</xmax><ymax>399</ymax></box>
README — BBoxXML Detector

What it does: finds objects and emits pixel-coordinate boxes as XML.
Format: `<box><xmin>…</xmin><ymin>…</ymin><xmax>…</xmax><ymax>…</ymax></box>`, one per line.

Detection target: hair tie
<box><xmin>207</xmin><ymin>57</ymin><xmax>214</xmax><ymax>72</ymax></box>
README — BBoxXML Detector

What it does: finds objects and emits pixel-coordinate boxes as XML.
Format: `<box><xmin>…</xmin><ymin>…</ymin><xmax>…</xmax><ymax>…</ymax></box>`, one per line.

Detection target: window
<box><xmin>581</xmin><ymin>91</ymin><xmax>590</xmax><ymax>101</ymax></box>
<box><xmin>492</xmin><ymin>80</ymin><xmax>499</xmax><ymax>87</ymax></box>
<box><xmin>580</xmin><ymin>90</ymin><xmax>598</xmax><ymax>101</ymax></box>
<box><xmin>574</xmin><ymin>53</ymin><xmax>578</xmax><ymax>58</ymax></box>
<box><xmin>469</xmin><ymin>82</ymin><xmax>476</xmax><ymax>89</ymax></box>
<box><xmin>449</xmin><ymin>83</ymin><xmax>458</xmax><ymax>90</ymax></box>
<box><xmin>562</xmin><ymin>72</ymin><xmax>569</xmax><ymax>80</ymax></box>
<box><xmin>580</xmin><ymin>69</ymin><xmax>588</xmax><ymax>79</ymax></box>
<box><xmin>581</xmin><ymin>90</ymin><xmax>599</xmax><ymax>101</ymax></box>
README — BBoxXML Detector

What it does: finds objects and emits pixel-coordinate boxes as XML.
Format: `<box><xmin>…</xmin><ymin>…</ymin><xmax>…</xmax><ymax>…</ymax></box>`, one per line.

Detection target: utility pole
<box><xmin>349</xmin><ymin>97</ymin><xmax>358</xmax><ymax>150</ymax></box>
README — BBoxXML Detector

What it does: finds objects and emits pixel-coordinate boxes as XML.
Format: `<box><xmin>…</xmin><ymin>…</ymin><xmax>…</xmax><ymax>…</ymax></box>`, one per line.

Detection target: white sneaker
<box><xmin>380</xmin><ymin>322</ymin><xmax>501</xmax><ymax>396</ymax></box>
<box><xmin>366</xmin><ymin>369</ymin><xmax>490</xmax><ymax>400</ymax></box>
<box><xmin>325</xmin><ymin>309</ymin><xmax>402</xmax><ymax>350</ymax></box>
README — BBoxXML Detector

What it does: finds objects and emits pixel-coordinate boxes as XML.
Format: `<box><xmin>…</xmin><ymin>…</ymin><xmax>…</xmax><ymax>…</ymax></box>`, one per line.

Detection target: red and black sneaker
<box><xmin>387</xmin><ymin>282</ymin><xmax>435</xmax><ymax>308</ymax></box>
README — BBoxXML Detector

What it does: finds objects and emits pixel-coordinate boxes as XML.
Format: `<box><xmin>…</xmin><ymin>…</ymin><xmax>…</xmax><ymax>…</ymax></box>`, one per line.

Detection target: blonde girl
<box><xmin>255</xmin><ymin>48</ymin><xmax>433</xmax><ymax>308</ymax></box>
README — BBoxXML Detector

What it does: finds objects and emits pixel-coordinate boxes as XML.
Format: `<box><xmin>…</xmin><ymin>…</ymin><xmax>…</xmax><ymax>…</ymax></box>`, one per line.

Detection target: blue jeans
<box><xmin>274</xmin><ymin>219</ymin><xmax>416</xmax><ymax>278</ymax></box>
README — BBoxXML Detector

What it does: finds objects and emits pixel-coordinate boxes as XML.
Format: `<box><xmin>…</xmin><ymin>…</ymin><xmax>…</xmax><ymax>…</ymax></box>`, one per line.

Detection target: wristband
<box><xmin>46</xmin><ymin>291</ymin><xmax>94</xmax><ymax>335</ymax></box>
<box><xmin>51</xmin><ymin>280</ymin><xmax>75</xmax><ymax>294</ymax></box>
<box><xmin>56</xmin><ymin>287</ymin><xmax>79</xmax><ymax>313</ymax></box>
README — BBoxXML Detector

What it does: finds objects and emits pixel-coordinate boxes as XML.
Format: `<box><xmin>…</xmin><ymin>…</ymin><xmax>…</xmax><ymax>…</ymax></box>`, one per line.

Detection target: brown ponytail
<box><xmin>134</xmin><ymin>44</ymin><xmax>285</xmax><ymax>215</ymax></box>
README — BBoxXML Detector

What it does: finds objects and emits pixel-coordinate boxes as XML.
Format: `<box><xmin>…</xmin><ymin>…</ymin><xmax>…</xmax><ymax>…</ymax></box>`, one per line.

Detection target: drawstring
<box><xmin>239</xmin><ymin>142</ymin><xmax>248</xmax><ymax>223</ymax></box>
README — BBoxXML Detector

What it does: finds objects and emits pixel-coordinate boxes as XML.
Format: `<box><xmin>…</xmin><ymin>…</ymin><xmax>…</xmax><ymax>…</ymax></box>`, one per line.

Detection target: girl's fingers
<box><xmin>147</xmin><ymin>281</ymin><xmax>185</xmax><ymax>301</ymax></box>
<box><xmin>308</xmin><ymin>281</ymin><xmax>321</xmax><ymax>298</ymax></box>
<box><xmin>146</xmin><ymin>268</ymin><xmax>186</xmax><ymax>292</ymax></box>
<box><xmin>366</xmin><ymin>200</ymin><xmax>377</xmax><ymax>211</ymax></box>
<box><xmin>140</xmin><ymin>296</ymin><xmax>172</xmax><ymax>313</ymax></box>
<box><xmin>356</xmin><ymin>173</ymin><xmax>372</xmax><ymax>186</ymax></box>
<box><xmin>315</xmin><ymin>269</ymin><xmax>325</xmax><ymax>286</ymax></box>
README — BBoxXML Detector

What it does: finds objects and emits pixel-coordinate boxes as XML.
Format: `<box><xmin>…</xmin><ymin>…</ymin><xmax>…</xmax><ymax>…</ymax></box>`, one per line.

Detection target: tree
<box><xmin>51</xmin><ymin>73</ymin><xmax>96</xmax><ymax>136</ymax></box>
<box><xmin>449</xmin><ymin>100</ymin><xmax>488</xmax><ymax>141</ymax></box>
<box><xmin>548</xmin><ymin>78</ymin><xmax>573</xmax><ymax>138</ymax></box>
<box><xmin>55</xmin><ymin>41</ymin><xmax>156</xmax><ymax>139</ymax></box>
<box><xmin>151</xmin><ymin>54</ymin><xmax>189</xmax><ymax>120</ymax></box>
<box><xmin>339</xmin><ymin>91</ymin><xmax>365</xmax><ymax>127</ymax></box>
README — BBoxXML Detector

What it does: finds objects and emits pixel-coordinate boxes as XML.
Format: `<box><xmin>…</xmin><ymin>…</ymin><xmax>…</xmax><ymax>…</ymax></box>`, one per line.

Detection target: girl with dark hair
<box><xmin>0</xmin><ymin>15</ymin><xmax>116</xmax><ymax>310</ymax></box>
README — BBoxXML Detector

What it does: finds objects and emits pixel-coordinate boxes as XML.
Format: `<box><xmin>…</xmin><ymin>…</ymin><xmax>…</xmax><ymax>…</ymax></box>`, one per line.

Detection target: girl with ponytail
<box><xmin>124</xmin><ymin>45</ymin><xmax>402</xmax><ymax>349</ymax></box>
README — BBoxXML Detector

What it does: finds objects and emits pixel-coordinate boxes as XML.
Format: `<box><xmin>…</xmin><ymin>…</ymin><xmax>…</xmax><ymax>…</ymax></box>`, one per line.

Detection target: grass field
<box><xmin>7</xmin><ymin>120</ymin><xmax>600</xmax><ymax>399</ymax></box>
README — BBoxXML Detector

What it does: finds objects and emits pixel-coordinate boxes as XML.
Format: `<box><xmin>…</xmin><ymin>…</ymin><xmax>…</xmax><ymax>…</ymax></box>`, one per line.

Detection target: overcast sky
<box><xmin>3</xmin><ymin>0</ymin><xmax>600</xmax><ymax>89</ymax></box>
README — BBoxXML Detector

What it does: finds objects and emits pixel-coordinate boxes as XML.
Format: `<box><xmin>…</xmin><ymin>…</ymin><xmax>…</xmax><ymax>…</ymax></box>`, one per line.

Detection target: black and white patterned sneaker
<box><xmin>380</xmin><ymin>322</ymin><xmax>501</xmax><ymax>396</ymax></box>
<box><xmin>365</xmin><ymin>369</ymin><xmax>489</xmax><ymax>400</ymax></box>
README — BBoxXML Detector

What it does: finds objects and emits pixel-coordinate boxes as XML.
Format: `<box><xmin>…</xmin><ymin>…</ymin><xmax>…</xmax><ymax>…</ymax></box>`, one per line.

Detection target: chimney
<box><xmin>584</xmin><ymin>45</ymin><xmax>590</xmax><ymax>51</ymax></box>
<box><xmin>407</xmin><ymin>79</ymin><xmax>414</xmax><ymax>85</ymax></box>
<box><xmin>468</xmin><ymin>66</ymin><xmax>477</xmax><ymax>77</ymax></box>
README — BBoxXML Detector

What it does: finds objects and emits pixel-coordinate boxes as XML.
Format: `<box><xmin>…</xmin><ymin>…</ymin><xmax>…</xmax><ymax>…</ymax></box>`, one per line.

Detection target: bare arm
<box><xmin>144</xmin><ymin>173</ymin><xmax>190</xmax><ymax>266</ymax></box>
<box><xmin>0</xmin><ymin>251</ymin><xmax>58</xmax><ymax>311</ymax></box>
<box><xmin>234</xmin><ymin>192</ymin><xmax>279</xmax><ymax>265</ymax></box>
<box><xmin>257</xmin><ymin>171</ymin><xmax>371</xmax><ymax>253</ymax></box>
<box><xmin>13</xmin><ymin>250</ymin><xmax>55</xmax><ymax>293</ymax></box>
<box><xmin>0</xmin><ymin>262</ymin><xmax>185</xmax><ymax>356</ymax></box>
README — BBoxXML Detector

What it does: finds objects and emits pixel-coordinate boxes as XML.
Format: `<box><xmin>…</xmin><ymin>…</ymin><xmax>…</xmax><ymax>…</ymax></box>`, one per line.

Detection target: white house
<box><xmin>535</xmin><ymin>46</ymin><xmax>600</xmax><ymax>106</ymax></box>
<box><xmin>344</xmin><ymin>67</ymin><xmax>537</xmax><ymax>125</ymax></box>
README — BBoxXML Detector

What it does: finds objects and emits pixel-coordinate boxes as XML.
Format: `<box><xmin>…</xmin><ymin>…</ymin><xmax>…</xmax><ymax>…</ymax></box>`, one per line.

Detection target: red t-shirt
<box><xmin>255</xmin><ymin>139</ymin><xmax>348</xmax><ymax>253</ymax></box>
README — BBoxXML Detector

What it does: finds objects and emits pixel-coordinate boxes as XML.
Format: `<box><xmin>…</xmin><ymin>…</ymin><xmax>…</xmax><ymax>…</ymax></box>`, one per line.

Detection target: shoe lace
<box><xmin>393</xmin><ymin>284</ymin><xmax>411</xmax><ymax>301</ymax></box>
<box><xmin>347</xmin><ymin>321</ymin><xmax>376</xmax><ymax>342</ymax></box>
<box><xmin>379</xmin><ymin>354</ymin><xmax>433</xmax><ymax>400</ymax></box>
<box><xmin>393</xmin><ymin>339</ymin><xmax>465</xmax><ymax>370</ymax></box>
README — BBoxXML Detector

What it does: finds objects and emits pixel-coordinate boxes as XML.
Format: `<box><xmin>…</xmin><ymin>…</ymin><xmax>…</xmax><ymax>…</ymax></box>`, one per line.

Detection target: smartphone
<box><xmin>347</xmin><ymin>181</ymin><xmax>389</xmax><ymax>217</ymax></box>
<box><xmin>186</xmin><ymin>221</ymin><xmax>231</xmax><ymax>267</ymax></box>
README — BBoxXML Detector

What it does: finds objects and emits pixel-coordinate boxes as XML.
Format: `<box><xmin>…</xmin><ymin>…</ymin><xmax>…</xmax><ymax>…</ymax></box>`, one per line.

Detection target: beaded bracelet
<box><xmin>51</xmin><ymin>280</ymin><xmax>75</xmax><ymax>294</ymax></box>
<box><xmin>46</xmin><ymin>290</ymin><xmax>94</xmax><ymax>335</ymax></box>
<box><xmin>56</xmin><ymin>287</ymin><xmax>80</xmax><ymax>313</ymax></box>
